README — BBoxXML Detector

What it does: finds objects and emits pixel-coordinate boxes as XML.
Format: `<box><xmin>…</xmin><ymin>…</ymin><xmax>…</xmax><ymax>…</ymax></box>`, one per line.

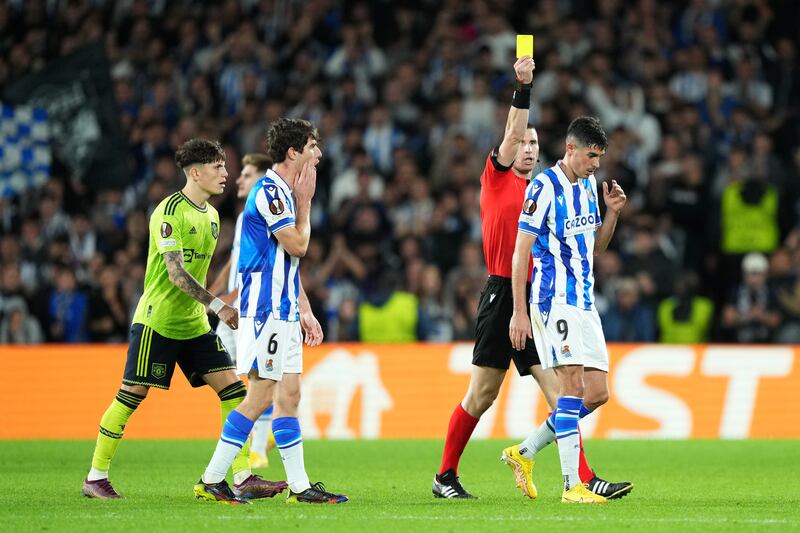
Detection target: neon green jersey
<box><xmin>132</xmin><ymin>191</ymin><xmax>220</xmax><ymax>339</ymax></box>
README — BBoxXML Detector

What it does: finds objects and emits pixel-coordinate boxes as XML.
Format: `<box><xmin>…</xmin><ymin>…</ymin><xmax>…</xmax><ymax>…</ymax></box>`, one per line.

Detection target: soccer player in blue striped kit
<box><xmin>508</xmin><ymin>116</ymin><xmax>632</xmax><ymax>503</ymax></box>
<box><xmin>194</xmin><ymin>118</ymin><xmax>347</xmax><ymax>504</ymax></box>
<box><xmin>208</xmin><ymin>153</ymin><xmax>277</xmax><ymax>469</ymax></box>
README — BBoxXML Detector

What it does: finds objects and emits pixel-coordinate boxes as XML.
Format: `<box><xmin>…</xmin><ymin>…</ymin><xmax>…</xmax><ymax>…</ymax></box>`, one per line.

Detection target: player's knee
<box><xmin>584</xmin><ymin>390</ymin><xmax>609</xmax><ymax>410</ymax></box>
<box><xmin>236</xmin><ymin>392</ymin><xmax>269</xmax><ymax>420</ymax></box>
<box><xmin>254</xmin><ymin>392</ymin><xmax>274</xmax><ymax>412</ymax></box>
<box><xmin>471</xmin><ymin>396</ymin><xmax>494</xmax><ymax>416</ymax></box>
<box><xmin>121</xmin><ymin>383</ymin><xmax>149</xmax><ymax>398</ymax></box>
<box><xmin>277</xmin><ymin>388</ymin><xmax>301</xmax><ymax>411</ymax></box>
<box><xmin>464</xmin><ymin>386</ymin><xmax>497</xmax><ymax>416</ymax></box>
<box><xmin>560</xmin><ymin>380</ymin><xmax>584</xmax><ymax>398</ymax></box>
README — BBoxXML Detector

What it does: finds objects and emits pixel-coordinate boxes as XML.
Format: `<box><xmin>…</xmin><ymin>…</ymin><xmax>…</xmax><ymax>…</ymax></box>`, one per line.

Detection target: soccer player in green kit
<box><xmin>82</xmin><ymin>139</ymin><xmax>287</xmax><ymax>501</ymax></box>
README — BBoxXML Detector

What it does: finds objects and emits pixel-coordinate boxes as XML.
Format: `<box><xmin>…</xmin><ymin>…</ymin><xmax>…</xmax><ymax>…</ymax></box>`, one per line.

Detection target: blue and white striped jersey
<box><xmin>237</xmin><ymin>169</ymin><xmax>300</xmax><ymax>322</ymax></box>
<box><xmin>518</xmin><ymin>162</ymin><xmax>602</xmax><ymax>311</ymax></box>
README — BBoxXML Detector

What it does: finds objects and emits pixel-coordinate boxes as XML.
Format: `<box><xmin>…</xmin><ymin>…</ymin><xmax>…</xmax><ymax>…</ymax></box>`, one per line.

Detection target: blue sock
<box><xmin>272</xmin><ymin>417</ymin><xmax>309</xmax><ymax>492</ymax></box>
<box><xmin>203</xmin><ymin>410</ymin><xmax>255</xmax><ymax>484</ymax></box>
<box><xmin>547</xmin><ymin>402</ymin><xmax>594</xmax><ymax>431</ymax></box>
<box><xmin>273</xmin><ymin>416</ymin><xmax>302</xmax><ymax>450</ymax></box>
<box><xmin>521</xmin><ymin>401</ymin><xmax>594</xmax><ymax>460</ymax></box>
<box><xmin>554</xmin><ymin>397</ymin><xmax>582</xmax><ymax>439</ymax></box>
<box><xmin>221</xmin><ymin>410</ymin><xmax>255</xmax><ymax>448</ymax></box>
<box><xmin>555</xmin><ymin>396</ymin><xmax>583</xmax><ymax>489</ymax></box>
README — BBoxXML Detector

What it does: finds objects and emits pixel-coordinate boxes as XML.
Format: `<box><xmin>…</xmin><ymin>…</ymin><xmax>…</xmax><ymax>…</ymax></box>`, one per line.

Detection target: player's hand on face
<box><xmin>300</xmin><ymin>310</ymin><xmax>323</xmax><ymax>347</ymax></box>
<box><xmin>509</xmin><ymin>311</ymin><xmax>532</xmax><ymax>351</ymax></box>
<box><xmin>602</xmin><ymin>179</ymin><xmax>627</xmax><ymax>214</ymax></box>
<box><xmin>294</xmin><ymin>160</ymin><xmax>317</xmax><ymax>204</ymax></box>
<box><xmin>513</xmin><ymin>56</ymin><xmax>535</xmax><ymax>84</ymax></box>
<box><xmin>218</xmin><ymin>305</ymin><xmax>238</xmax><ymax>330</ymax></box>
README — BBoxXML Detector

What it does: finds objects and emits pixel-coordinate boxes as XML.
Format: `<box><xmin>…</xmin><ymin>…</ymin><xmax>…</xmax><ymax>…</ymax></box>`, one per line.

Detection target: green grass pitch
<box><xmin>1</xmin><ymin>439</ymin><xmax>798</xmax><ymax>532</ymax></box>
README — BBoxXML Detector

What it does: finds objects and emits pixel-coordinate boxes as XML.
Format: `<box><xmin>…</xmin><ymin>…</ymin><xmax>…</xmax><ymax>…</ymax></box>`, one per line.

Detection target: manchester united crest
<box><xmin>152</xmin><ymin>363</ymin><xmax>167</xmax><ymax>378</ymax></box>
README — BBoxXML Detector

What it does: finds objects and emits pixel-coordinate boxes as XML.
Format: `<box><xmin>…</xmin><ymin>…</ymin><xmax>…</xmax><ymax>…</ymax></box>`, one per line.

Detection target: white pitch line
<box><xmin>216</xmin><ymin>514</ymin><xmax>789</xmax><ymax>526</ymax></box>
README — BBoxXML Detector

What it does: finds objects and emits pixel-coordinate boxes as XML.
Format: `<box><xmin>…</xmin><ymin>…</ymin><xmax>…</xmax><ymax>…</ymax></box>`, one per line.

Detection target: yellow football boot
<box><xmin>561</xmin><ymin>483</ymin><xmax>607</xmax><ymax>504</ymax></box>
<box><xmin>501</xmin><ymin>445</ymin><xmax>537</xmax><ymax>499</ymax></box>
<box><xmin>249</xmin><ymin>450</ymin><xmax>269</xmax><ymax>469</ymax></box>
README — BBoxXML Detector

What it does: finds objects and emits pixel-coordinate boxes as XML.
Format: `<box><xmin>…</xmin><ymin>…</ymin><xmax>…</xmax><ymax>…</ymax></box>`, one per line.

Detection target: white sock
<box><xmin>87</xmin><ymin>467</ymin><xmax>108</xmax><ymax>481</ymax></box>
<box><xmin>202</xmin><ymin>440</ymin><xmax>242</xmax><ymax>484</ymax></box>
<box><xmin>518</xmin><ymin>420</ymin><xmax>556</xmax><ymax>459</ymax></box>
<box><xmin>557</xmin><ymin>431</ymin><xmax>581</xmax><ymax>490</ymax></box>
<box><xmin>279</xmin><ymin>442</ymin><xmax>310</xmax><ymax>493</ymax></box>
<box><xmin>251</xmin><ymin>418</ymin><xmax>272</xmax><ymax>455</ymax></box>
<box><xmin>233</xmin><ymin>469</ymin><xmax>251</xmax><ymax>486</ymax></box>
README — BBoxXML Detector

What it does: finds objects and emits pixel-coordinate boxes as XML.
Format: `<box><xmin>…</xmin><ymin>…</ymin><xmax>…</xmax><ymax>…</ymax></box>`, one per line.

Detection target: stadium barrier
<box><xmin>1</xmin><ymin>343</ymin><xmax>796</xmax><ymax>439</ymax></box>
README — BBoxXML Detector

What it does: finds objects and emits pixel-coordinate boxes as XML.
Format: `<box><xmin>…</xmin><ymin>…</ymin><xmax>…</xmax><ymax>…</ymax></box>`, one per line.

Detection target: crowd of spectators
<box><xmin>1</xmin><ymin>0</ymin><xmax>799</xmax><ymax>344</ymax></box>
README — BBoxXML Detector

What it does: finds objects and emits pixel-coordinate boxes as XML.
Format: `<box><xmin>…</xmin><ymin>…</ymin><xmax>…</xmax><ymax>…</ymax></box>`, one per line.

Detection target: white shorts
<box><xmin>236</xmin><ymin>314</ymin><xmax>303</xmax><ymax>380</ymax></box>
<box><xmin>530</xmin><ymin>302</ymin><xmax>609</xmax><ymax>372</ymax></box>
<box><xmin>216</xmin><ymin>320</ymin><xmax>238</xmax><ymax>362</ymax></box>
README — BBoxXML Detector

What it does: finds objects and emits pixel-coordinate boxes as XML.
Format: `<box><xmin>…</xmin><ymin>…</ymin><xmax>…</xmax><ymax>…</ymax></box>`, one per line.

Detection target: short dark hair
<box><xmin>566</xmin><ymin>116</ymin><xmax>608</xmax><ymax>150</ymax></box>
<box><xmin>241</xmin><ymin>153</ymin><xmax>272</xmax><ymax>173</ymax></box>
<box><xmin>174</xmin><ymin>139</ymin><xmax>225</xmax><ymax>169</ymax></box>
<box><xmin>265</xmin><ymin>118</ymin><xmax>319</xmax><ymax>164</ymax></box>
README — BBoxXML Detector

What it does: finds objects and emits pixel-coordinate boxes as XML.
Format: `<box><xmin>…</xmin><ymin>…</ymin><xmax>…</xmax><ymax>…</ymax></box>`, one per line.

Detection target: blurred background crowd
<box><xmin>1</xmin><ymin>0</ymin><xmax>799</xmax><ymax>345</ymax></box>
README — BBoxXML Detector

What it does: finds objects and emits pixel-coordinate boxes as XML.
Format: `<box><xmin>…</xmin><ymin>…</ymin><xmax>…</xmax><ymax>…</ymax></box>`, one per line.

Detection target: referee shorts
<box><xmin>122</xmin><ymin>323</ymin><xmax>235</xmax><ymax>389</ymax></box>
<box><xmin>472</xmin><ymin>276</ymin><xmax>541</xmax><ymax>376</ymax></box>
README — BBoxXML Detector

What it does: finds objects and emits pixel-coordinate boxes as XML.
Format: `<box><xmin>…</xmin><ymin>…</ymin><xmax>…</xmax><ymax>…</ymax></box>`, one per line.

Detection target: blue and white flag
<box><xmin>0</xmin><ymin>103</ymin><xmax>50</xmax><ymax>198</ymax></box>
<box><xmin>3</xmin><ymin>44</ymin><xmax>130</xmax><ymax>192</ymax></box>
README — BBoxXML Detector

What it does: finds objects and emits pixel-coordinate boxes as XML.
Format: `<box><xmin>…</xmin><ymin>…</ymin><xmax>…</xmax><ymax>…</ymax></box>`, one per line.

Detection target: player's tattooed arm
<box><xmin>163</xmin><ymin>250</ymin><xmax>214</xmax><ymax>305</ymax></box>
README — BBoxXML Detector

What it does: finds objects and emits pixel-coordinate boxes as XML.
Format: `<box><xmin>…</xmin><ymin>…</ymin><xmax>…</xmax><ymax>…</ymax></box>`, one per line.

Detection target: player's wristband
<box><xmin>512</xmin><ymin>79</ymin><xmax>532</xmax><ymax>109</ymax></box>
<box><xmin>209</xmin><ymin>297</ymin><xmax>226</xmax><ymax>315</ymax></box>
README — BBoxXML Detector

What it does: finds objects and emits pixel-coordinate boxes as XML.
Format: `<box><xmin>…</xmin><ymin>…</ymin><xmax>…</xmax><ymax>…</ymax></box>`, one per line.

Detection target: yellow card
<box><xmin>516</xmin><ymin>34</ymin><xmax>533</xmax><ymax>58</ymax></box>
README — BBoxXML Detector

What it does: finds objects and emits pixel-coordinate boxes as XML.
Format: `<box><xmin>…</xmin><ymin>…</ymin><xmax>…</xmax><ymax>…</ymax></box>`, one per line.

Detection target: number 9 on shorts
<box><xmin>529</xmin><ymin>302</ymin><xmax>609</xmax><ymax>372</ymax></box>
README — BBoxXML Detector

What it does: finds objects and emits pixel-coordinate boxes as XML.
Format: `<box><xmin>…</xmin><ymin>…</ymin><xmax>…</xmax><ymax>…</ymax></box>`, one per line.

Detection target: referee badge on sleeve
<box><xmin>523</xmin><ymin>198</ymin><xmax>537</xmax><ymax>215</ymax></box>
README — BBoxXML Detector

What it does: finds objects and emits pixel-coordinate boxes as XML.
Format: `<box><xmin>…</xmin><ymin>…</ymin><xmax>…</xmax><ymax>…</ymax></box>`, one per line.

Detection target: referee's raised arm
<box><xmin>495</xmin><ymin>56</ymin><xmax>535</xmax><ymax>168</ymax></box>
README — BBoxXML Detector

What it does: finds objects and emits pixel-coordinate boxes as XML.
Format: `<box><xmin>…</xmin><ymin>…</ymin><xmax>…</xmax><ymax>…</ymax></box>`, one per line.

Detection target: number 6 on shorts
<box><xmin>236</xmin><ymin>314</ymin><xmax>303</xmax><ymax>379</ymax></box>
<box><xmin>268</xmin><ymin>333</ymin><xmax>278</xmax><ymax>355</ymax></box>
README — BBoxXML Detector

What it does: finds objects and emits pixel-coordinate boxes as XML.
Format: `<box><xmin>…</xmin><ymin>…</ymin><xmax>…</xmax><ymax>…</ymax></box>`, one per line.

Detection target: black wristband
<box><xmin>514</xmin><ymin>78</ymin><xmax>532</xmax><ymax>92</ymax></box>
<box><xmin>512</xmin><ymin>84</ymin><xmax>531</xmax><ymax>109</ymax></box>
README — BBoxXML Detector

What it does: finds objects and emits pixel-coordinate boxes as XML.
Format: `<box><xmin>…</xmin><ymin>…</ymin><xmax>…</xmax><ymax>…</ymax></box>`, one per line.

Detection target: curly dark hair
<box><xmin>265</xmin><ymin>118</ymin><xmax>319</xmax><ymax>164</ymax></box>
<box><xmin>174</xmin><ymin>138</ymin><xmax>225</xmax><ymax>168</ymax></box>
<box><xmin>566</xmin><ymin>116</ymin><xmax>608</xmax><ymax>150</ymax></box>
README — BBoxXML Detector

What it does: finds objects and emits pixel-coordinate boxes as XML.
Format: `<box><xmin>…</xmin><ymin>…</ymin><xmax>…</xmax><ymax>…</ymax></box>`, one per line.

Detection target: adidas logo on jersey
<box><xmin>189</xmin><ymin>226</ymin><xmax>197</xmax><ymax>234</ymax></box>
